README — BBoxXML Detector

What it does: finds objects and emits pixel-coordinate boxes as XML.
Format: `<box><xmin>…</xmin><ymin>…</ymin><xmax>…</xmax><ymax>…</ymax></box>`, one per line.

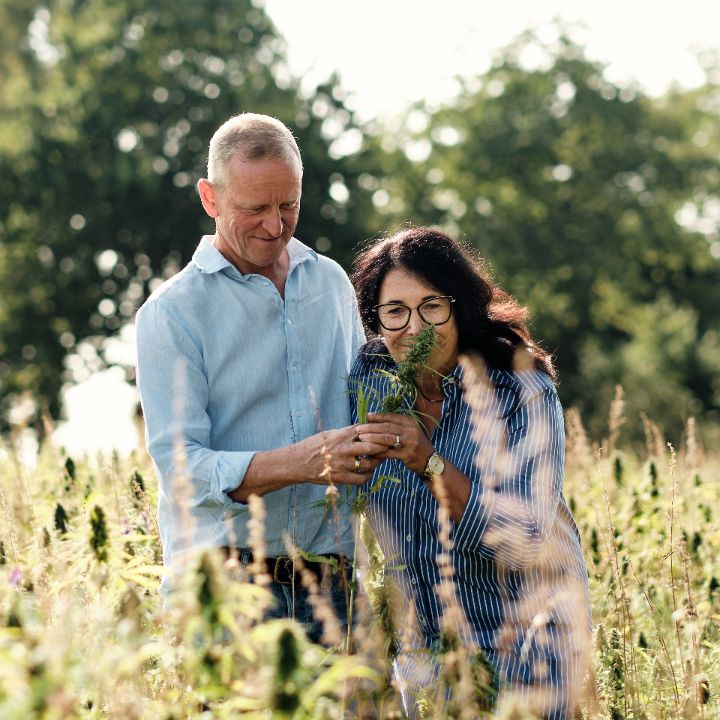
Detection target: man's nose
<box><xmin>261</xmin><ymin>206</ymin><xmax>283</xmax><ymax>236</ymax></box>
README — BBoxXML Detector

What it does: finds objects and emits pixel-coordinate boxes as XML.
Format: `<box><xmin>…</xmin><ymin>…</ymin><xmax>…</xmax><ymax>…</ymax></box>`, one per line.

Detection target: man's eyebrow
<box><xmin>235</xmin><ymin>202</ymin><xmax>265</xmax><ymax>209</ymax></box>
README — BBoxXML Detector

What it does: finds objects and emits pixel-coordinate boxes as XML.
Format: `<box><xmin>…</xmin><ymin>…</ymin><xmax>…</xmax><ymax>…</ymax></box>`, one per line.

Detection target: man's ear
<box><xmin>197</xmin><ymin>178</ymin><xmax>219</xmax><ymax>218</ymax></box>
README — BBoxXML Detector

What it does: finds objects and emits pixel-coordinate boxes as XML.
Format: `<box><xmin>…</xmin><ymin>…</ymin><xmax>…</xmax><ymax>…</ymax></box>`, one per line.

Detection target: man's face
<box><xmin>199</xmin><ymin>154</ymin><xmax>302</xmax><ymax>277</ymax></box>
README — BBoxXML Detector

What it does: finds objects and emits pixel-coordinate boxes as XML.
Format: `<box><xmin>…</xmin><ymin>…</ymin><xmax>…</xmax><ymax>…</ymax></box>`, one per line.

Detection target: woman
<box><xmin>350</xmin><ymin>227</ymin><xmax>591</xmax><ymax>719</ymax></box>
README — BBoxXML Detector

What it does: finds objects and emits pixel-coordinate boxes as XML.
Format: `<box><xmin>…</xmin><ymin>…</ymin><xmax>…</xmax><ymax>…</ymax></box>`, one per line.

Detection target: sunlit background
<box><xmin>9</xmin><ymin>0</ymin><xmax>720</xmax><ymax>460</ymax></box>
<box><xmin>264</xmin><ymin>0</ymin><xmax>719</xmax><ymax>121</ymax></box>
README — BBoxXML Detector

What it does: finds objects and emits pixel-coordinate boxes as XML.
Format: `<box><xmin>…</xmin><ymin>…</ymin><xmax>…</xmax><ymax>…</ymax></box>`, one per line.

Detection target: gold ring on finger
<box><xmin>354</xmin><ymin>457</ymin><xmax>361</xmax><ymax>472</ymax></box>
<box><xmin>393</xmin><ymin>434</ymin><xmax>402</xmax><ymax>449</ymax></box>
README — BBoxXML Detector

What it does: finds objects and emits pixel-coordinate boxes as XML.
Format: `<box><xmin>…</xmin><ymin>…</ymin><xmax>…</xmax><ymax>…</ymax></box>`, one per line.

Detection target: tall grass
<box><xmin>0</xmin><ymin>401</ymin><xmax>718</xmax><ymax>718</ymax></box>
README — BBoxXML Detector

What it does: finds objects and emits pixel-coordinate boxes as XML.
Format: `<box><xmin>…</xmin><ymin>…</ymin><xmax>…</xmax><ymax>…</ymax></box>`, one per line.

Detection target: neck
<box><xmin>213</xmin><ymin>236</ymin><xmax>290</xmax><ymax>294</ymax></box>
<box><xmin>415</xmin><ymin>376</ymin><xmax>444</xmax><ymax>403</ymax></box>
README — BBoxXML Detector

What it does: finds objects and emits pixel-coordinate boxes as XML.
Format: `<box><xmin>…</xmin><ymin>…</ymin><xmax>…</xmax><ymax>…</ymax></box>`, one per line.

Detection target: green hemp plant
<box><xmin>353</xmin><ymin>324</ymin><xmax>439</xmax><ymax>497</ymax></box>
<box><xmin>344</xmin><ymin>325</ymin><xmax>441</xmax><ymax>674</ymax></box>
<box><xmin>356</xmin><ymin>323</ymin><xmax>438</xmax><ymax>422</ymax></box>
<box><xmin>318</xmin><ymin>325</ymin><xmax>441</xmax><ymax>541</ymax></box>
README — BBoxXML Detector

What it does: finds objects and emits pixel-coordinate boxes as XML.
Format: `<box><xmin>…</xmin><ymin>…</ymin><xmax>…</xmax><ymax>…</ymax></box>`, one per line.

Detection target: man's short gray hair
<box><xmin>207</xmin><ymin>113</ymin><xmax>302</xmax><ymax>188</ymax></box>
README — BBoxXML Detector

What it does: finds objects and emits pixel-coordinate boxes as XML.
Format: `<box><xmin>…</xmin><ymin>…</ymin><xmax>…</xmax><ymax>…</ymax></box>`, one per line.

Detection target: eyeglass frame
<box><xmin>372</xmin><ymin>295</ymin><xmax>456</xmax><ymax>331</ymax></box>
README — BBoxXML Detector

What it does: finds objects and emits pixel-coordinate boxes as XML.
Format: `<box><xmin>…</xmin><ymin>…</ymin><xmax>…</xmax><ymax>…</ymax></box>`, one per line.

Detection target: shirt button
<box><xmin>406</xmin><ymin>534</ymin><xmax>412</xmax><ymax>542</ymax></box>
<box><xmin>287</xmin><ymin>319</ymin><xmax>293</xmax><ymax>326</ymax></box>
<box><xmin>410</xmin><ymin>578</ymin><xmax>417</xmax><ymax>585</ymax></box>
<box><xmin>410</xmin><ymin>490</ymin><xmax>415</xmax><ymax>497</ymax></box>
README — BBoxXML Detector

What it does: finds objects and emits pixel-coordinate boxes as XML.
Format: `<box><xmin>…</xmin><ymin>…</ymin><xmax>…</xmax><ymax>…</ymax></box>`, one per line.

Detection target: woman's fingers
<box><xmin>366</xmin><ymin>412</ymin><xmax>416</xmax><ymax>428</ymax></box>
<box><xmin>351</xmin><ymin>416</ymin><xmax>433</xmax><ymax>470</ymax></box>
<box><xmin>355</xmin><ymin>417</ymin><xmax>414</xmax><ymax>438</ymax></box>
<box><xmin>355</xmin><ymin>430</ymin><xmax>418</xmax><ymax>450</ymax></box>
<box><xmin>352</xmin><ymin>439</ymin><xmax>391</xmax><ymax>455</ymax></box>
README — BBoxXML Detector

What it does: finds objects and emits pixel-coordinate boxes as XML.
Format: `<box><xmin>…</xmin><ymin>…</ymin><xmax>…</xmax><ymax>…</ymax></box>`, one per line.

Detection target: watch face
<box><xmin>427</xmin><ymin>453</ymin><xmax>445</xmax><ymax>476</ymax></box>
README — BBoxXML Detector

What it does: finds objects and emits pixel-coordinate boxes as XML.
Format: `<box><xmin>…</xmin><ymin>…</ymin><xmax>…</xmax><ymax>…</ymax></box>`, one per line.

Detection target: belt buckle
<box><xmin>273</xmin><ymin>556</ymin><xmax>293</xmax><ymax>585</ymax></box>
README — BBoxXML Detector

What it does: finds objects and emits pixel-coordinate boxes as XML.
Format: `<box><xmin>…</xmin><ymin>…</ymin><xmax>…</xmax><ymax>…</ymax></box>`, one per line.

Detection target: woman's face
<box><xmin>376</xmin><ymin>268</ymin><xmax>459</xmax><ymax>373</ymax></box>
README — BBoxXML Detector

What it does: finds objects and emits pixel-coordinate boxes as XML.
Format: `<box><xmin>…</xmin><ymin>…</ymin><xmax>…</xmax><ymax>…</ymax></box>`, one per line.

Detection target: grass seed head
<box><xmin>54</xmin><ymin>503</ymin><xmax>68</xmax><ymax>534</ymax></box>
<box><xmin>64</xmin><ymin>456</ymin><xmax>76</xmax><ymax>483</ymax></box>
<box><xmin>89</xmin><ymin>505</ymin><xmax>109</xmax><ymax>562</ymax></box>
<box><xmin>196</xmin><ymin>551</ymin><xmax>223</xmax><ymax>626</ymax></box>
<box><xmin>130</xmin><ymin>470</ymin><xmax>145</xmax><ymax>504</ymax></box>
<box><xmin>271</xmin><ymin>626</ymin><xmax>302</xmax><ymax>715</ymax></box>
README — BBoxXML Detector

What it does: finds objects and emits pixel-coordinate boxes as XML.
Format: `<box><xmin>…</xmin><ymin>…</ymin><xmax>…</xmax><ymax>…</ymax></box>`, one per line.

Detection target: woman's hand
<box><xmin>354</xmin><ymin>412</ymin><xmax>434</xmax><ymax>475</ymax></box>
<box><xmin>355</xmin><ymin>412</ymin><xmax>471</xmax><ymax>522</ymax></box>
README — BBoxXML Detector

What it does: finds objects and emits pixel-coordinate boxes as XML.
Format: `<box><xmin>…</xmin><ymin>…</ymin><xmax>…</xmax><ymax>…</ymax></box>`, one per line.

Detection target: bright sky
<box><xmin>264</xmin><ymin>0</ymin><xmax>718</xmax><ymax>120</ymax></box>
<box><xmin>55</xmin><ymin>0</ymin><xmax>720</xmax><ymax>459</ymax></box>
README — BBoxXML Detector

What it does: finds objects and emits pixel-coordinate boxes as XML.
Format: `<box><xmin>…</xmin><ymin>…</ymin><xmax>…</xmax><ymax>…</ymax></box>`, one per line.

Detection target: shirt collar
<box><xmin>191</xmin><ymin>235</ymin><xmax>318</xmax><ymax>276</ymax></box>
<box><xmin>192</xmin><ymin>236</ymin><xmax>233</xmax><ymax>274</ymax></box>
<box><xmin>444</xmin><ymin>362</ymin><xmax>464</xmax><ymax>391</ymax></box>
<box><xmin>287</xmin><ymin>237</ymin><xmax>319</xmax><ymax>270</ymax></box>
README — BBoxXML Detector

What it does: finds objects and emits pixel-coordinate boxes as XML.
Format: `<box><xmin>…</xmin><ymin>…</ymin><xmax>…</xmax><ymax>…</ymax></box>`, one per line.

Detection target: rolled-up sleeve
<box><xmin>136</xmin><ymin>299</ymin><xmax>253</xmax><ymax>510</ymax></box>
<box><xmin>452</xmin><ymin>384</ymin><xmax>565</xmax><ymax>570</ymax></box>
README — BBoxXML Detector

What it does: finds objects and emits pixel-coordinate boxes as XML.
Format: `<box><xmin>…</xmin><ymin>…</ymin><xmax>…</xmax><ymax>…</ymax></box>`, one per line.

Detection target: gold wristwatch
<box><xmin>423</xmin><ymin>451</ymin><xmax>445</xmax><ymax>482</ymax></box>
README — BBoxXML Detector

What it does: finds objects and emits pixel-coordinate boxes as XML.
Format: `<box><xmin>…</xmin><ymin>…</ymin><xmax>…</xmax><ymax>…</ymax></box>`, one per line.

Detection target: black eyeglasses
<box><xmin>373</xmin><ymin>296</ymin><xmax>455</xmax><ymax>331</ymax></box>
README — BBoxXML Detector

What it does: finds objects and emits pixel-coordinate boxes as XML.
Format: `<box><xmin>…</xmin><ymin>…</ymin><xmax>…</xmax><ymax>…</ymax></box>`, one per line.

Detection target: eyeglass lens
<box><xmin>377</xmin><ymin>297</ymin><xmax>453</xmax><ymax>330</ymax></box>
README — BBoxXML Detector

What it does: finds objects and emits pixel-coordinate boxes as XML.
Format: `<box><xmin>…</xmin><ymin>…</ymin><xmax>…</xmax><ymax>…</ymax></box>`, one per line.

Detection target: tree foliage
<box><xmin>367</xmin><ymin>31</ymin><xmax>720</xmax><ymax>436</ymax></box>
<box><xmin>0</xmin><ymin>0</ymin><xmax>377</xmax><ymax>428</ymax></box>
<box><xmin>1</xmin><ymin>14</ymin><xmax>719</xmax><ymax>438</ymax></box>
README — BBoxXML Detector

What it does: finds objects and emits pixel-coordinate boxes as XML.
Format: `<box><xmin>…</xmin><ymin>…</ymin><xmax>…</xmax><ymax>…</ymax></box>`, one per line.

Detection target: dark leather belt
<box><xmin>222</xmin><ymin>549</ymin><xmax>345</xmax><ymax>585</ymax></box>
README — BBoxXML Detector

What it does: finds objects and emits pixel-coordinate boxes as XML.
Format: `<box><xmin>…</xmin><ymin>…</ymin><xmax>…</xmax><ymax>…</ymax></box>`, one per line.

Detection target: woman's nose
<box><xmin>406</xmin><ymin>308</ymin><xmax>427</xmax><ymax>333</ymax></box>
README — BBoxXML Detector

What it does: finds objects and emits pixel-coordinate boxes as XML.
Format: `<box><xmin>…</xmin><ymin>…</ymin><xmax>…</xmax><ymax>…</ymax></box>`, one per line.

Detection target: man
<box><xmin>135</xmin><ymin>113</ymin><xmax>382</xmax><ymax>639</ymax></box>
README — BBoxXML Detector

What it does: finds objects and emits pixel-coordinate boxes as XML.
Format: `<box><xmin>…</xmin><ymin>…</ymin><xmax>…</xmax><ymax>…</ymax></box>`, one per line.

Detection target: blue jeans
<box><xmin>238</xmin><ymin>550</ymin><xmax>354</xmax><ymax>645</ymax></box>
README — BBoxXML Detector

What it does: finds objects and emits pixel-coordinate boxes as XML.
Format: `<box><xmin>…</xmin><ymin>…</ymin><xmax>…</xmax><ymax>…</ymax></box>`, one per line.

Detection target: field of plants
<box><xmin>1</xmin><ymin>397</ymin><xmax>718</xmax><ymax>719</ymax></box>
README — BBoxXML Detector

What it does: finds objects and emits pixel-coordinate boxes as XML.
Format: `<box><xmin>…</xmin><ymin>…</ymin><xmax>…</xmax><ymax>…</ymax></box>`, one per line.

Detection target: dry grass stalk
<box><xmin>283</xmin><ymin>536</ymin><xmax>343</xmax><ymax>648</ymax></box>
<box><xmin>452</xmin><ymin>353</ymin><xmax>593</xmax><ymax>717</ymax></box>
<box><xmin>684</xmin><ymin>417</ymin><xmax>701</xmax><ymax>473</ymax></box>
<box><xmin>130</xmin><ymin>471</ymin><xmax>160</xmax><ymax>540</ymax></box>
<box><xmin>564</xmin><ymin>407</ymin><xmax>594</xmax><ymax>479</ymax></box>
<box><xmin>640</xmin><ymin>411</ymin><xmax>668</xmax><ymax>464</ymax></box>
<box><xmin>246</xmin><ymin>494</ymin><xmax>270</xmax><ymax>587</ymax></box>
<box><xmin>607</xmin><ymin>385</ymin><xmax>626</xmax><ymax>457</ymax></box>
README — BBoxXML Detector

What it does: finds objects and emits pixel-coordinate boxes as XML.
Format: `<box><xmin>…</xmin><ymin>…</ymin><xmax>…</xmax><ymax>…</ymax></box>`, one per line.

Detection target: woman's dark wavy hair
<box><xmin>351</xmin><ymin>226</ymin><xmax>556</xmax><ymax>381</ymax></box>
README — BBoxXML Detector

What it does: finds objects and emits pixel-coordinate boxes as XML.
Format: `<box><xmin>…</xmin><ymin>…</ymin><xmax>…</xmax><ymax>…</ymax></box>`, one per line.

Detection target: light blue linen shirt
<box><xmin>135</xmin><ymin>236</ymin><xmax>365</xmax><ymax>587</ymax></box>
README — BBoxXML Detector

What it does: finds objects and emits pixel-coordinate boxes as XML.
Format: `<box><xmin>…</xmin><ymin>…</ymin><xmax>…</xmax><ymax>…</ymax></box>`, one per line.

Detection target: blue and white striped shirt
<box><xmin>350</xmin><ymin>340</ymin><xmax>591</xmax><ymax>717</ymax></box>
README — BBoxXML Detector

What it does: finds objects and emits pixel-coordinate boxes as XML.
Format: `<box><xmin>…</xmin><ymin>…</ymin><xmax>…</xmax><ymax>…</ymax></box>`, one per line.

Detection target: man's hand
<box><xmin>292</xmin><ymin>424</ymin><xmax>389</xmax><ymax>486</ymax></box>
<box><xmin>229</xmin><ymin>425</ymin><xmax>388</xmax><ymax>501</ymax></box>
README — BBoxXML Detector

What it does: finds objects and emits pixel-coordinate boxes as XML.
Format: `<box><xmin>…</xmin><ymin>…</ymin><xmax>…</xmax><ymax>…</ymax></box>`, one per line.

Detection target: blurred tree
<box><xmin>370</xmin><ymin>30</ymin><xmax>720</xmax><ymax>438</ymax></box>
<box><xmin>0</xmin><ymin>0</ymin><xmax>379</xmax><ymax>430</ymax></box>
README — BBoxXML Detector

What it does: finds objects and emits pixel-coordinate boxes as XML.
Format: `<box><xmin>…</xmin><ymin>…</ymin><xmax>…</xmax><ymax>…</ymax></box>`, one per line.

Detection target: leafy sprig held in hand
<box><xmin>377</xmin><ymin>324</ymin><xmax>438</xmax><ymax>414</ymax></box>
